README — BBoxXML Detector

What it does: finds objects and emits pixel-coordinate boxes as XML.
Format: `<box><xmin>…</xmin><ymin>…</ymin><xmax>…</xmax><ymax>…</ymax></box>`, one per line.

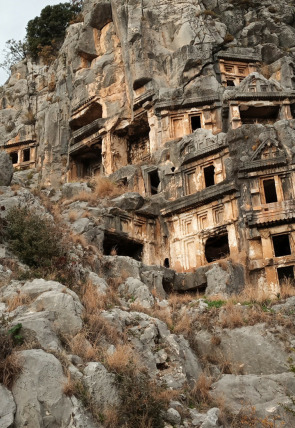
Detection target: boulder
<box><xmin>102</xmin><ymin>255</ymin><xmax>141</xmax><ymax>279</ymax></box>
<box><xmin>0</xmin><ymin>151</ymin><xmax>13</xmax><ymax>186</ymax></box>
<box><xmin>83</xmin><ymin>362</ymin><xmax>120</xmax><ymax>409</ymax></box>
<box><xmin>0</xmin><ymin>385</ymin><xmax>16</xmax><ymax>428</ymax></box>
<box><xmin>12</xmin><ymin>350</ymin><xmax>72</xmax><ymax>428</ymax></box>
<box><xmin>31</xmin><ymin>290</ymin><xmax>83</xmax><ymax>336</ymax></box>
<box><xmin>119</xmin><ymin>277</ymin><xmax>155</xmax><ymax>308</ymax></box>
<box><xmin>88</xmin><ymin>272</ymin><xmax>108</xmax><ymax>295</ymax></box>
<box><xmin>211</xmin><ymin>373</ymin><xmax>295</xmax><ymax>424</ymax></box>
<box><xmin>12</xmin><ymin>311</ymin><xmax>61</xmax><ymax>351</ymax></box>
<box><xmin>195</xmin><ymin>323</ymin><xmax>289</xmax><ymax>375</ymax></box>
<box><xmin>111</xmin><ymin>192</ymin><xmax>144</xmax><ymax>211</ymax></box>
<box><xmin>61</xmin><ymin>182</ymin><xmax>91</xmax><ymax>199</ymax></box>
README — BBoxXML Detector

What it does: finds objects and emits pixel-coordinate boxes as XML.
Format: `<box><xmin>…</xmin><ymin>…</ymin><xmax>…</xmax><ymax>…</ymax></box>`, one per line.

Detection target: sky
<box><xmin>0</xmin><ymin>0</ymin><xmax>67</xmax><ymax>85</ymax></box>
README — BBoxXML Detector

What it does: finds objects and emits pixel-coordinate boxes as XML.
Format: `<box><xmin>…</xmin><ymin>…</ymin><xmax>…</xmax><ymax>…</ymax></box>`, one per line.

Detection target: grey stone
<box><xmin>31</xmin><ymin>290</ymin><xmax>83</xmax><ymax>336</ymax></box>
<box><xmin>165</xmin><ymin>408</ymin><xmax>181</xmax><ymax>425</ymax></box>
<box><xmin>61</xmin><ymin>182</ymin><xmax>91</xmax><ymax>199</ymax></box>
<box><xmin>12</xmin><ymin>311</ymin><xmax>61</xmax><ymax>351</ymax></box>
<box><xmin>205</xmin><ymin>264</ymin><xmax>229</xmax><ymax>297</ymax></box>
<box><xmin>102</xmin><ymin>255</ymin><xmax>141</xmax><ymax>279</ymax></box>
<box><xmin>88</xmin><ymin>272</ymin><xmax>108</xmax><ymax>294</ymax></box>
<box><xmin>0</xmin><ymin>151</ymin><xmax>13</xmax><ymax>186</ymax></box>
<box><xmin>12</xmin><ymin>349</ymin><xmax>72</xmax><ymax>428</ymax></box>
<box><xmin>119</xmin><ymin>277</ymin><xmax>155</xmax><ymax>308</ymax></box>
<box><xmin>71</xmin><ymin>217</ymin><xmax>91</xmax><ymax>234</ymax></box>
<box><xmin>195</xmin><ymin>323</ymin><xmax>289</xmax><ymax>375</ymax></box>
<box><xmin>200</xmin><ymin>408</ymin><xmax>220</xmax><ymax>428</ymax></box>
<box><xmin>211</xmin><ymin>373</ymin><xmax>295</xmax><ymax>423</ymax></box>
<box><xmin>111</xmin><ymin>192</ymin><xmax>144</xmax><ymax>211</ymax></box>
<box><xmin>0</xmin><ymin>385</ymin><xmax>16</xmax><ymax>428</ymax></box>
<box><xmin>83</xmin><ymin>362</ymin><xmax>120</xmax><ymax>409</ymax></box>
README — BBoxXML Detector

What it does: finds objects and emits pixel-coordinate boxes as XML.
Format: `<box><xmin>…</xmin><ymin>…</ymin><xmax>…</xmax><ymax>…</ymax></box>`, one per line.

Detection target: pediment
<box><xmin>240</xmin><ymin>138</ymin><xmax>287</xmax><ymax>172</ymax></box>
<box><xmin>237</xmin><ymin>72</ymin><xmax>284</xmax><ymax>93</ymax></box>
<box><xmin>251</xmin><ymin>138</ymin><xmax>285</xmax><ymax>162</ymax></box>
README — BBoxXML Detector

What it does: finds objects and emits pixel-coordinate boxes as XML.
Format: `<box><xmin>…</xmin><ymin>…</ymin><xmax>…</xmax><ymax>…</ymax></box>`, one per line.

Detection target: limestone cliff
<box><xmin>1</xmin><ymin>1</ymin><xmax>295</xmax><ymax>426</ymax></box>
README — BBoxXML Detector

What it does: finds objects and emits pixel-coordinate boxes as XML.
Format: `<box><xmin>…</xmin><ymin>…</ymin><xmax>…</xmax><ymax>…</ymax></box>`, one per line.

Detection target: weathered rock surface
<box><xmin>195</xmin><ymin>323</ymin><xmax>290</xmax><ymax>375</ymax></box>
<box><xmin>83</xmin><ymin>362</ymin><xmax>120</xmax><ymax>409</ymax></box>
<box><xmin>0</xmin><ymin>385</ymin><xmax>16</xmax><ymax>428</ymax></box>
<box><xmin>0</xmin><ymin>151</ymin><xmax>13</xmax><ymax>186</ymax></box>
<box><xmin>12</xmin><ymin>350</ymin><xmax>73</xmax><ymax>428</ymax></box>
<box><xmin>211</xmin><ymin>373</ymin><xmax>295</xmax><ymax>424</ymax></box>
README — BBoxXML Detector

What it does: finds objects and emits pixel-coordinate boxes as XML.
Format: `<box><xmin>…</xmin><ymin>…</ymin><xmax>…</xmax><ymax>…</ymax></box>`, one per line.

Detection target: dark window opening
<box><xmin>277</xmin><ymin>266</ymin><xmax>294</xmax><ymax>284</ymax></box>
<box><xmin>149</xmin><ymin>170</ymin><xmax>160</xmax><ymax>195</ymax></box>
<box><xmin>127</xmin><ymin>113</ymin><xmax>150</xmax><ymax>164</ymax></box>
<box><xmin>205</xmin><ymin>234</ymin><xmax>230</xmax><ymax>263</ymax></box>
<box><xmin>272</xmin><ymin>234</ymin><xmax>291</xmax><ymax>257</ymax></box>
<box><xmin>164</xmin><ymin>258</ymin><xmax>170</xmax><ymax>268</ymax></box>
<box><xmin>118</xmin><ymin>177</ymin><xmax>128</xmax><ymax>187</ymax></box>
<box><xmin>204</xmin><ymin>165</ymin><xmax>215</xmax><ymax>188</ymax></box>
<box><xmin>103</xmin><ymin>232</ymin><xmax>143</xmax><ymax>261</ymax></box>
<box><xmin>226</xmin><ymin>80</ymin><xmax>235</xmax><ymax>87</ymax></box>
<box><xmin>10</xmin><ymin>152</ymin><xmax>18</xmax><ymax>164</ymax></box>
<box><xmin>70</xmin><ymin>103</ymin><xmax>103</xmax><ymax>130</ymax></box>
<box><xmin>71</xmin><ymin>145</ymin><xmax>102</xmax><ymax>178</ymax></box>
<box><xmin>263</xmin><ymin>178</ymin><xmax>278</xmax><ymax>203</ymax></box>
<box><xmin>162</xmin><ymin>277</ymin><xmax>173</xmax><ymax>294</ymax></box>
<box><xmin>23</xmin><ymin>148</ymin><xmax>30</xmax><ymax>162</ymax></box>
<box><xmin>240</xmin><ymin>106</ymin><xmax>279</xmax><ymax>125</ymax></box>
<box><xmin>190</xmin><ymin>115</ymin><xmax>201</xmax><ymax>131</ymax></box>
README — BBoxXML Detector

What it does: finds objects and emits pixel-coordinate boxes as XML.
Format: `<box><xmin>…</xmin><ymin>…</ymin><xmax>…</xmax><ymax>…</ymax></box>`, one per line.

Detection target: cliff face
<box><xmin>1</xmin><ymin>0</ymin><xmax>294</xmax><ymax>180</ymax></box>
<box><xmin>1</xmin><ymin>1</ymin><xmax>295</xmax><ymax>427</ymax></box>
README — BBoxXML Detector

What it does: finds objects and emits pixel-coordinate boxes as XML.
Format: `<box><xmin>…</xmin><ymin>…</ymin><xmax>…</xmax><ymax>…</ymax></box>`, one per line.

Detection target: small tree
<box><xmin>0</xmin><ymin>39</ymin><xmax>26</xmax><ymax>74</ymax></box>
<box><xmin>26</xmin><ymin>2</ymin><xmax>82</xmax><ymax>60</ymax></box>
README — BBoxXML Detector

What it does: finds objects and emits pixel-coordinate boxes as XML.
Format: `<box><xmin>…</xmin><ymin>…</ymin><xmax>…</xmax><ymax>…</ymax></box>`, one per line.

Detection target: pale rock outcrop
<box><xmin>195</xmin><ymin>323</ymin><xmax>290</xmax><ymax>375</ymax></box>
<box><xmin>83</xmin><ymin>362</ymin><xmax>120</xmax><ymax>409</ymax></box>
<box><xmin>211</xmin><ymin>373</ymin><xmax>295</xmax><ymax>424</ymax></box>
<box><xmin>31</xmin><ymin>290</ymin><xmax>83</xmax><ymax>336</ymax></box>
<box><xmin>118</xmin><ymin>277</ymin><xmax>155</xmax><ymax>308</ymax></box>
<box><xmin>0</xmin><ymin>151</ymin><xmax>13</xmax><ymax>186</ymax></box>
<box><xmin>88</xmin><ymin>272</ymin><xmax>108</xmax><ymax>295</ymax></box>
<box><xmin>12</xmin><ymin>350</ymin><xmax>73</xmax><ymax>428</ymax></box>
<box><xmin>0</xmin><ymin>385</ymin><xmax>16</xmax><ymax>428</ymax></box>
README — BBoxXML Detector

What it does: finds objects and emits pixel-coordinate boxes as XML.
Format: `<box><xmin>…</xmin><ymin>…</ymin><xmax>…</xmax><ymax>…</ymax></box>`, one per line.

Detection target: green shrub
<box><xmin>26</xmin><ymin>2</ymin><xmax>82</xmax><ymax>60</ymax></box>
<box><xmin>6</xmin><ymin>206</ymin><xmax>62</xmax><ymax>268</ymax></box>
<box><xmin>204</xmin><ymin>299</ymin><xmax>226</xmax><ymax>308</ymax></box>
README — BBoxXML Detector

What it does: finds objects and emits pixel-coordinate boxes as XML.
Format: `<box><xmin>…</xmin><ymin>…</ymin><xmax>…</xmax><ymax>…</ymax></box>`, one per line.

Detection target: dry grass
<box><xmin>211</xmin><ymin>335</ymin><xmax>221</xmax><ymax>346</ymax></box>
<box><xmin>129</xmin><ymin>303</ymin><xmax>174</xmax><ymax>330</ymax></box>
<box><xmin>103</xmin><ymin>406</ymin><xmax>120</xmax><ymax>428</ymax></box>
<box><xmin>105</xmin><ymin>344</ymin><xmax>138</xmax><ymax>373</ymax></box>
<box><xmin>168</xmin><ymin>292</ymin><xmax>200</xmax><ymax>311</ymax></box>
<box><xmin>219</xmin><ymin>303</ymin><xmax>245</xmax><ymax>329</ymax></box>
<box><xmin>68</xmin><ymin>210</ymin><xmax>79</xmax><ymax>223</ymax></box>
<box><xmin>190</xmin><ymin>373</ymin><xmax>213</xmax><ymax>406</ymax></box>
<box><xmin>173</xmin><ymin>312</ymin><xmax>193</xmax><ymax>335</ymax></box>
<box><xmin>280</xmin><ymin>278</ymin><xmax>295</xmax><ymax>299</ymax></box>
<box><xmin>6</xmin><ymin>292</ymin><xmax>31</xmax><ymax>312</ymax></box>
<box><xmin>0</xmin><ymin>352</ymin><xmax>22</xmax><ymax>388</ymax></box>
<box><xmin>69</xmin><ymin>331</ymin><xmax>98</xmax><ymax>361</ymax></box>
<box><xmin>91</xmin><ymin>175</ymin><xmax>125</xmax><ymax>198</ymax></box>
<box><xmin>63</xmin><ymin>375</ymin><xmax>76</xmax><ymax>396</ymax></box>
<box><xmin>65</xmin><ymin>175</ymin><xmax>125</xmax><ymax>206</ymax></box>
<box><xmin>70</xmin><ymin>233</ymin><xmax>89</xmax><ymax>248</ymax></box>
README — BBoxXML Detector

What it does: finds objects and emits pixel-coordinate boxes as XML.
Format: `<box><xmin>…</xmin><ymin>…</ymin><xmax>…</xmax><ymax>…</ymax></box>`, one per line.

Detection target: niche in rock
<box><xmin>103</xmin><ymin>231</ymin><xmax>143</xmax><ymax>261</ymax></box>
<box><xmin>70</xmin><ymin>103</ymin><xmax>103</xmax><ymax>131</ymax></box>
<box><xmin>205</xmin><ymin>234</ymin><xmax>230</xmax><ymax>263</ymax></box>
<box><xmin>240</xmin><ymin>105</ymin><xmax>279</xmax><ymax>125</ymax></box>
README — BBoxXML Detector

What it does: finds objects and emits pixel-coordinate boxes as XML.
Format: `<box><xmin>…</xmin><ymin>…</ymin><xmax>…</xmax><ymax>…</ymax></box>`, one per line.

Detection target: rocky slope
<box><xmin>0</xmin><ymin>164</ymin><xmax>294</xmax><ymax>427</ymax></box>
<box><xmin>1</xmin><ymin>0</ymin><xmax>295</xmax><ymax>427</ymax></box>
